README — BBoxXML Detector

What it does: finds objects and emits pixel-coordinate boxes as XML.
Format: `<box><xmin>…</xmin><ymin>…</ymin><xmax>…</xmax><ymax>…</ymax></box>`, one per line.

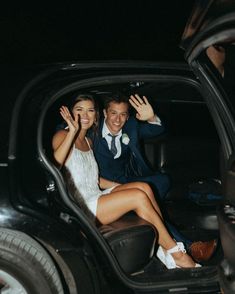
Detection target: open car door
<box><xmin>181</xmin><ymin>0</ymin><xmax>235</xmax><ymax>293</ymax></box>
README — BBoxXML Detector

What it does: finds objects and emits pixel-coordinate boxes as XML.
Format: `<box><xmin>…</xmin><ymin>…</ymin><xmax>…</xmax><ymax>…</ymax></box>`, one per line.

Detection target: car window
<box><xmin>206</xmin><ymin>43</ymin><xmax>235</xmax><ymax>115</ymax></box>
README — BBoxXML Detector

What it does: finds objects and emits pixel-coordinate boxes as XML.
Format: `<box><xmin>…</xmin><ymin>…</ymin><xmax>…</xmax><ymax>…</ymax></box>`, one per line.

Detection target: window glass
<box><xmin>206</xmin><ymin>43</ymin><xmax>235</xmax><ymax>114</ymax></box>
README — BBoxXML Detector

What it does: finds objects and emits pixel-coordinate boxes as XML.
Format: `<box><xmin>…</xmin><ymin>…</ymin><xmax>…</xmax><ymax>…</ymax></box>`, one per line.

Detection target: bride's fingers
<box><xmin>60</xmin><ymin>106</ymin><xmax>74</xmax><ymax>122</ymax></box>
<box><xmin>74</xmin><ymin>112</ymin><xmax>79</xmax><ymax>123</ymax></box>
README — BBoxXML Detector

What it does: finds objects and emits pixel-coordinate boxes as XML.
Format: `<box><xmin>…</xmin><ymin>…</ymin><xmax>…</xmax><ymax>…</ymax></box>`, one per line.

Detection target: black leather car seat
<box><xmin>99</xmin><ymin>213</ymin><xmax>157</xmax><ymax>274</ymax></box>
<box><xmin>53</xmin><ymin>181</ymin><xmax>157</xmax><ymax>275</ymax></box>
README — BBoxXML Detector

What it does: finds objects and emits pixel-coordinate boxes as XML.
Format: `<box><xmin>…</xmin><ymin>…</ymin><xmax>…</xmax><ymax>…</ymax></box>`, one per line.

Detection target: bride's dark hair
<box><xmin>69</xmin><ymin>93</ymin><xmax>100</xmax><ymax>135</ymax></box>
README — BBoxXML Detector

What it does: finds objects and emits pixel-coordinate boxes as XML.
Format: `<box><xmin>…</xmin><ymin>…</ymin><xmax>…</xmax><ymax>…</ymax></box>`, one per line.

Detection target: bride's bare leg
<box><xmin>97</xmin><ymin>188</ymin><xmax>195</xmax><ymax>268</ymax></box>
<box><xmin>112</xmin><ymin>182</ymin><xmax>163</xmax><ymax>217</ymax></box>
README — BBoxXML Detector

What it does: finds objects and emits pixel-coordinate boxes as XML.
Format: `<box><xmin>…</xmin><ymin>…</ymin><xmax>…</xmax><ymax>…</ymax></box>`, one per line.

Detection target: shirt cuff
<box><xmin>148</xmin><ymin>115</ymin><xmax>161</xmax><ymax>126</ymax></box>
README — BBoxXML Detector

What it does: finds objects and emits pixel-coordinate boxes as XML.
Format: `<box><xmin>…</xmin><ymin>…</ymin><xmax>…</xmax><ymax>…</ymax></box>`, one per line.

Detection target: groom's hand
<box><xmin>129</xmin><ymin>94</ymin><xmax>156</xmax><ymax>122</ymax></box>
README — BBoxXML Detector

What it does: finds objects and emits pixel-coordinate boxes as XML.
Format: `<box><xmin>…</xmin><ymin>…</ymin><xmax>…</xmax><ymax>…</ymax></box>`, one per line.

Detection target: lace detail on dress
<box><xmin>63</xmin><ymin>167</ymin><xmax>94</xmax><ymax>219</ymax></box>
<box><xmin>64</xmin><ymin>139</ymin><xmax>102</xmax><ymax>218</ymax></box>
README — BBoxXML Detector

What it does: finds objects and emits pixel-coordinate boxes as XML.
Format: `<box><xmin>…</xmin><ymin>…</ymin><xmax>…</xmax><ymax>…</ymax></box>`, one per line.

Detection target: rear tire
<box><xmin>0</xmin><ymin>228</ymin><xmax>64</xmax><ymax>294</ymax></box>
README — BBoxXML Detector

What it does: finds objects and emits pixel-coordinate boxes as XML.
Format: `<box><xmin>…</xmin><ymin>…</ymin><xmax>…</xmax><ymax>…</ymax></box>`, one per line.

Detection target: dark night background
<box><xmin>0</xmin><ymin>1</ymin><xmax>195</xmax><ymax>65</ymax></box>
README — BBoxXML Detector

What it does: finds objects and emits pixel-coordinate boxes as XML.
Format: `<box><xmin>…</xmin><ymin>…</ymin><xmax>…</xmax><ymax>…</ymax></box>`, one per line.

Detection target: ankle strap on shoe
<box><xmin>167</xmin><ymin>242</ymin><xmax>186</xmax><ymax>254</ymax></box>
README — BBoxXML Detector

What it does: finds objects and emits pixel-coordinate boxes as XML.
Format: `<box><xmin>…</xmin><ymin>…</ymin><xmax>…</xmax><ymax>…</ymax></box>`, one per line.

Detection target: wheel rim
<box><xmin>0</xmin><ymin>269</ymin><xmax>28</xmax><ymax>294</ymax></box>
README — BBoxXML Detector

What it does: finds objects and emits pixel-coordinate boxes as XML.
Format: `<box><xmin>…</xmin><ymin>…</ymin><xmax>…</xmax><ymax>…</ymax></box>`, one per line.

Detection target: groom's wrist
<box><xmin>147</xmin><ymin>114</ymin><xmax>157</xmax><ymax>123</ymax></box>
<box><xmin>147</xmin><ymin>114</ymin><xmax>162</xmax><ymax>125</ymax></box>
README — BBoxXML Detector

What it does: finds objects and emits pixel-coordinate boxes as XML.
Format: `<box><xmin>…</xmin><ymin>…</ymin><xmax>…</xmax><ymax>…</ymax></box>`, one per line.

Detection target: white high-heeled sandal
<box><xmin>157</xmin><ymin>242</ymin><xmax>201</xmax><ymax>269</ymax></box>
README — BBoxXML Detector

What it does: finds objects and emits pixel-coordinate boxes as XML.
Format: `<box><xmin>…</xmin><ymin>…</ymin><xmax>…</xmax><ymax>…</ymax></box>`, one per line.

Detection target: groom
<box><xmin>92</xmin><ymin>92</ymin><xmax>217</xmax><ymax>262</ymax></box>
<box><xmin>93</xmin><ymin>92</ymin><xmax>169</xmax><ymax>199</ymax></box>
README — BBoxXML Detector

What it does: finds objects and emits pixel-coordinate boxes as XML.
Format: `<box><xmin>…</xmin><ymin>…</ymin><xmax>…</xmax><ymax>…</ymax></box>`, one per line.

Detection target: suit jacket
<box><xmin>92</xmin><ymin>117</ymin><xmax>165</xmax><ymax>183</ymax></box>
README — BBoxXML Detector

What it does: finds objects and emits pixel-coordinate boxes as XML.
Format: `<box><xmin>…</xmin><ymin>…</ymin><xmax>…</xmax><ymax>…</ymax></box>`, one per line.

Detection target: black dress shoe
<box><xmin>189</xmin><ymin>239</ymin><xmax>218</xmax><ymax>262</ymax></box>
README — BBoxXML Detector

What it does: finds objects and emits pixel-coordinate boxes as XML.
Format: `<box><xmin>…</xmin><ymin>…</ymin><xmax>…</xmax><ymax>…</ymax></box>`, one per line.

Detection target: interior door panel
<box><xmin>144</xmin><ymin>100</ymin><xmax>220</xmax><ymax>195</ymax></box>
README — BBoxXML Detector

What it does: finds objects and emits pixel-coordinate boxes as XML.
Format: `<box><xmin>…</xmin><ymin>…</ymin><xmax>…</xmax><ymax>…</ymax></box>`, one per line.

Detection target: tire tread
<box><xmin>0</xmin><ymin>228</ymin><xmax>63</xmax><ymax>294</ymax></box>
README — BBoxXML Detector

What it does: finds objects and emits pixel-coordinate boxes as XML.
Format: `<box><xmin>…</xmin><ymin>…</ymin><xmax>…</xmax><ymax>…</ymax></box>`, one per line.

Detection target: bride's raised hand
<box><xmin>60</xmin><ymin>106</ymin><xmax>80</xmax><ymax>134</ymax></box>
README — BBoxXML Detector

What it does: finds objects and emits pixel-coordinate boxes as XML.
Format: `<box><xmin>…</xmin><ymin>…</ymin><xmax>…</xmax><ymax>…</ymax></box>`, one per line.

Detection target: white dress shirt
<box><xmin>102</xmin><ymin>115</ymin><xmax>161</xmax><ymax>159</ymax></box>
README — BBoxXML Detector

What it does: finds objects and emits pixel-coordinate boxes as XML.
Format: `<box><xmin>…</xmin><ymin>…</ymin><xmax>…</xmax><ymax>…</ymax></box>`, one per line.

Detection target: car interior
<box><xmin>41</xmin><ymin>76</ymin><xmax>223</xmax><ymax>284</ymax></box>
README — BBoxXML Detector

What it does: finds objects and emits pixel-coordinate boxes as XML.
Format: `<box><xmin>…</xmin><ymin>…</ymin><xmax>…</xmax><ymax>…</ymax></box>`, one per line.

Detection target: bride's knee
<box><xmin>135</xmin><ymin>190</ymin><xmax>150</xmax><ymax>206</ymax></box>
<box><xmin>136</xmin><ymin>182</ymin><xmax>153</xmax><ymax>195</ymax></box>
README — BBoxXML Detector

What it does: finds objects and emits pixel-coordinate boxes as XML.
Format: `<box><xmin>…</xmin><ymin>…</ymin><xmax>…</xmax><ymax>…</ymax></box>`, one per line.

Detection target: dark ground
<box><xmin>0</xmin><ymin>1</ymin><xmax>195</xmax><ymax>65</ymax></box>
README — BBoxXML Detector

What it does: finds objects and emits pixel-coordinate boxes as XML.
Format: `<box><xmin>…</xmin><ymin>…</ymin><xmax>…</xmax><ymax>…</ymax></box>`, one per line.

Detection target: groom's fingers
<box><xmin>129</xmin><ymin>94</ymin><xmax>144</xmax><ymax>108</ymax></box>
<box><xmin>142</xmin><ymin>96</ymin><xmax>149</xmax><ymax>104</ymax></box>
<box><xmin>133</xmin><ymin>94</ymin><xmax>144</xmax><ymax>105</ymax></box>
<box><xmin>129</xmin><ymin>97</ymin><xmax>139</xmax><ymax>110</ymax></box>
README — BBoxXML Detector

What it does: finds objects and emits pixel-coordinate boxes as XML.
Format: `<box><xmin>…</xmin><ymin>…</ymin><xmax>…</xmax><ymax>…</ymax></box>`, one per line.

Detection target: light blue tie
<box><xmin>108</xmin><ymin>134</ymin><xmax>117</xmax><ymax>156</ymax></box>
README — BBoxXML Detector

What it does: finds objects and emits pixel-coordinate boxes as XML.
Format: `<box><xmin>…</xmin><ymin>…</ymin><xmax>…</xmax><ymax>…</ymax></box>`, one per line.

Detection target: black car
<box><xmin>1</xmin><ymin>0</ymin><xmax>235</xmax><ymax>293</ymax></box>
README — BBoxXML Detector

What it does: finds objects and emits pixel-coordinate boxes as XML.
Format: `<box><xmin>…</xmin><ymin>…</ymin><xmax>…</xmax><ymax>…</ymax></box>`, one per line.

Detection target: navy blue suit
<box><xmin>93</xmin><ymin>117</ymin><xmax>170</xmax><ymax>199</ymax></box>
<box><xmin>92</xmin><ymin>117</ymin><xmax>192</xmax><ymax>248</ymax></box>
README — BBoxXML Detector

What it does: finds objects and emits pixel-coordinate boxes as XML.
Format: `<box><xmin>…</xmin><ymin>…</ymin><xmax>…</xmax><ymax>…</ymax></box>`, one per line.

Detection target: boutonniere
<box><xmin>122</xmin><ymin>133</ymin><xmax>130</xmax><ymax>145</ymax></box>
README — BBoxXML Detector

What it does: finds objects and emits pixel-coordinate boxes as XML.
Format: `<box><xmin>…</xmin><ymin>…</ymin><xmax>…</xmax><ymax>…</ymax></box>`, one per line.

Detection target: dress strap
<box><xmin>85</xmin><ymin>137</ymin><xmax>91</xmax><ymax>150</ymax></box>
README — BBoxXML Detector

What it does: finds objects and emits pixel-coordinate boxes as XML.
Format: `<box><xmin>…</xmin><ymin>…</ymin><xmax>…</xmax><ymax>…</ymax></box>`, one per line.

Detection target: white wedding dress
<box><xmin>65</xmin><ymin>137</ymin><xmax>114</xmax><ymax>216</ymax></box>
